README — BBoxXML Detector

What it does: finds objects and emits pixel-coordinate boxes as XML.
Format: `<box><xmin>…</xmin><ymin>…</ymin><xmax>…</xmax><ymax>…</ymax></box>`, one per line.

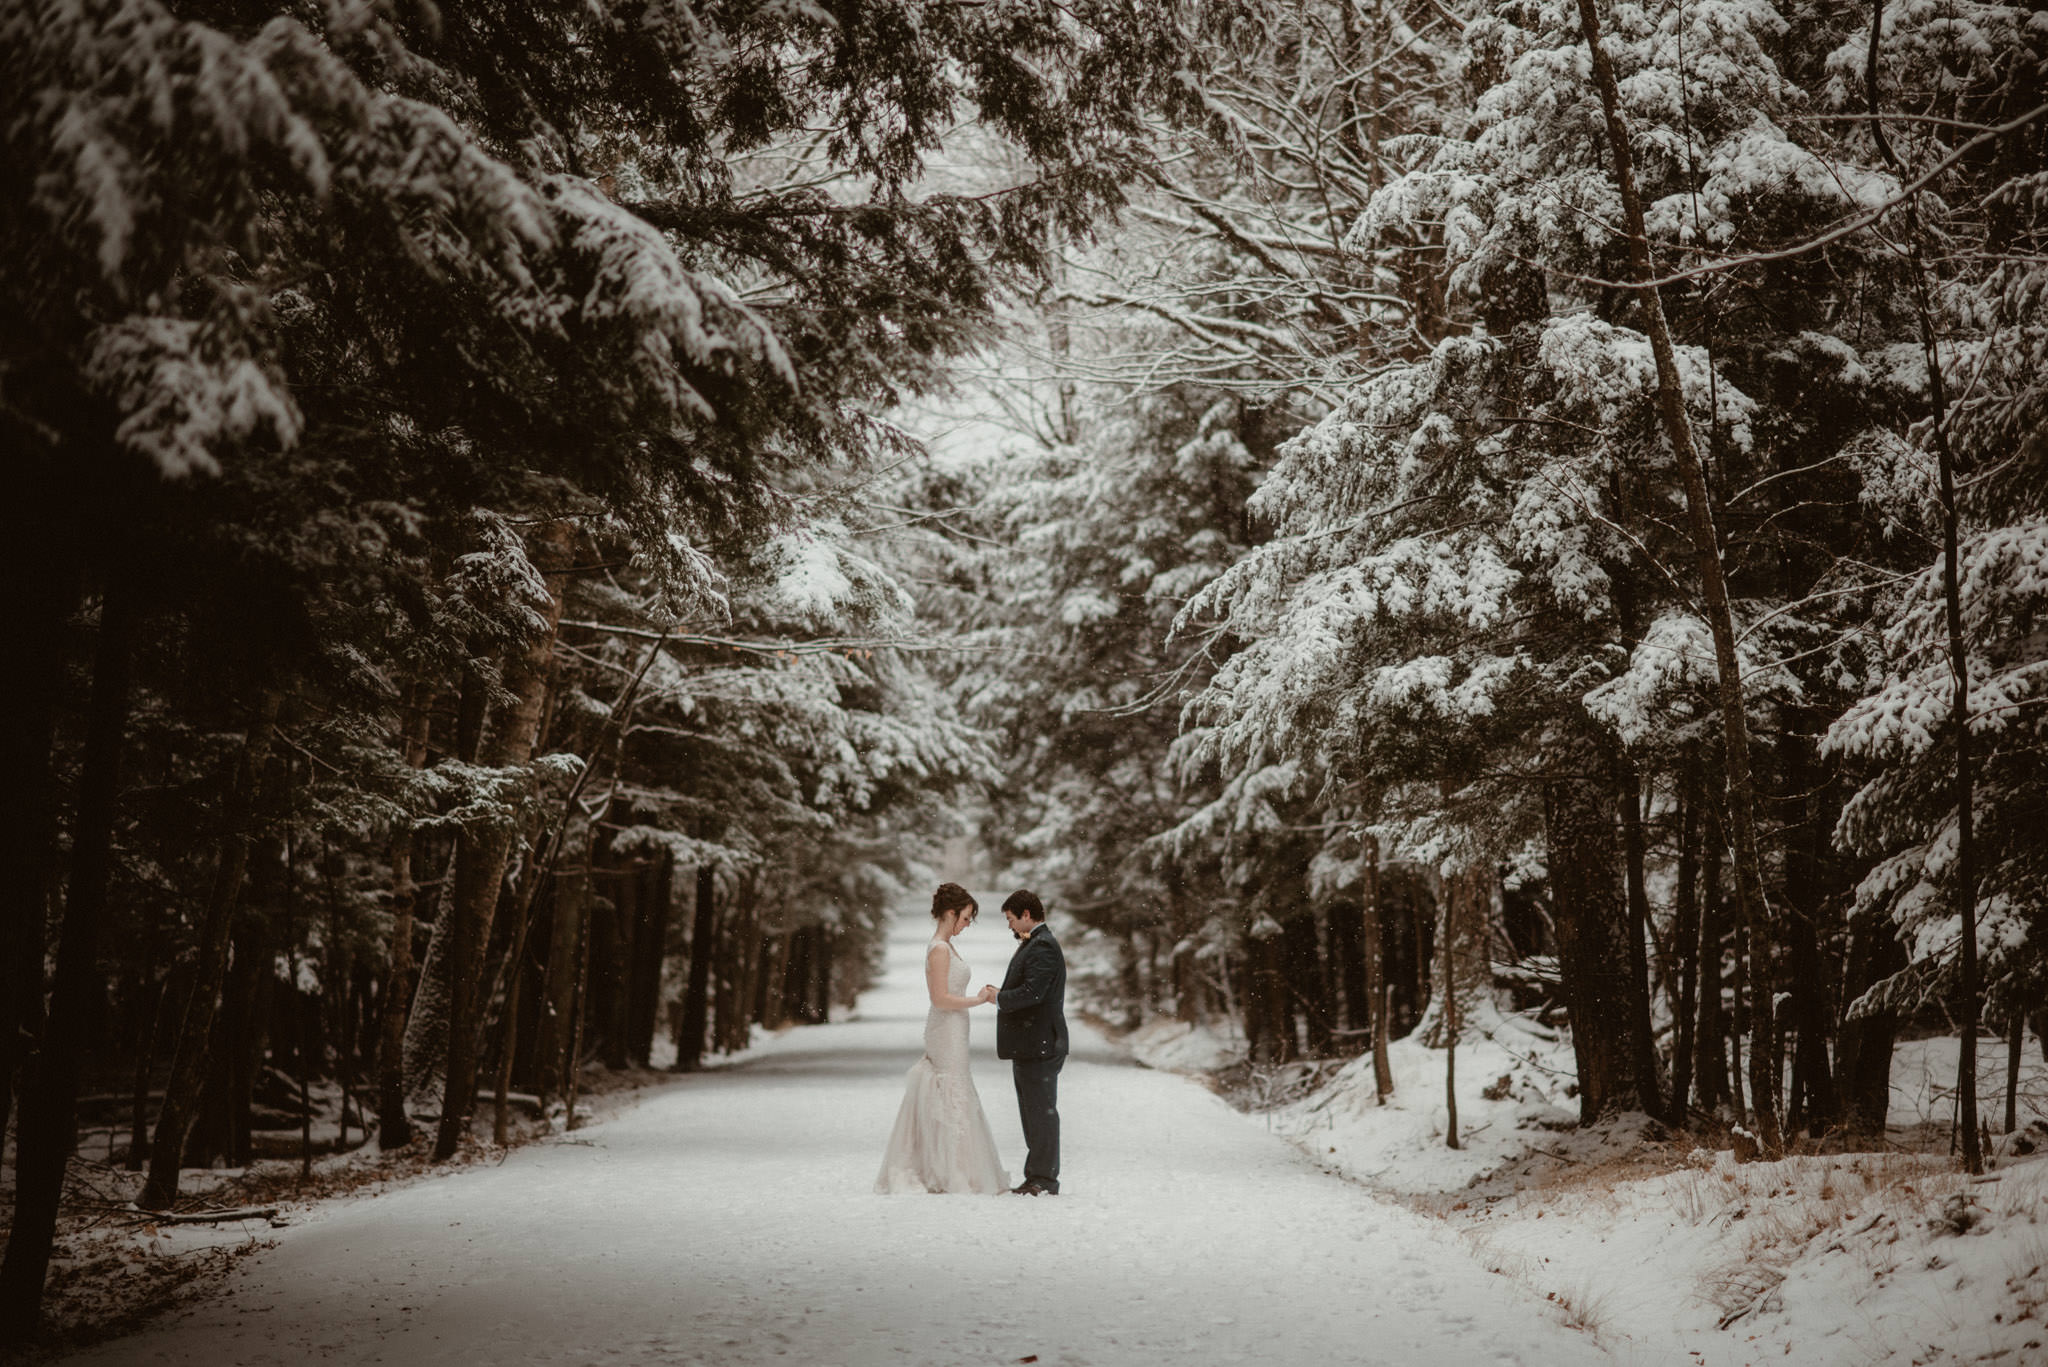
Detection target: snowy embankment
<box><xmin>54</xmin><ymin>902</ymin><xmax>1612</xmax><ymax>1367</ymax></box>
<box><xmin>1126</xmin><ymin>989</ymin><xmax>2048</xmax><ymax>1366</ymax></box>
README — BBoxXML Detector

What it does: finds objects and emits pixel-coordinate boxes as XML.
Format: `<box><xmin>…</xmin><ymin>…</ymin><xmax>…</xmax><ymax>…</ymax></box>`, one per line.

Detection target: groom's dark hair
<box><xmin>1001</xmin><ymin>890</ymin><xmax>1044</xmax><ymax>922</ymax></box>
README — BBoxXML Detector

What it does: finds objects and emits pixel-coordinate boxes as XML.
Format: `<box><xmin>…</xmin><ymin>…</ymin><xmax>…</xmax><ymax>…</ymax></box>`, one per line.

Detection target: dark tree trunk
<box><xmin>432</xmin><ymin>861</ymin><xmax>484</xmax><ymax>1122</ymax></box>
<box><xmin>1835</xmin><ymin>909</ymin><xmax>1905</xmax><ymax>1134</ymax></box>
<box><xmin>2006</xmin><ymin>1010</ymin><xmax>2023</xmax><ymax>1135</ymax></box>
<box><xmin>1</xmin><ymin>577</ymin><xmax>135</xmax><ymax>1343</ymax></box>
<box><xmin>378</xmin><ymin>690</ymin><xmax>431</xmax><ymax>1149</ymax></box>
<box><xmin>782</xmin><ymin>927</ymin><xmax>818</xmax><ymax>1026</ymax></box>
<box><xmin>184</xmin><ymin>1009</ymin><xmax>235</xmax><ymax>1168</ymax></box>
<box><xmin>509</xmin><ymin>877</ymin><xmax>555</xmax><ymax>1086</ymax></box>
<box><xmin>1444</xmin><ymin>870</ymin><xmax>1471</xmax><ymax>1150</ymax></box>
<box><xmin>1238</xmin><ymin>939</ymin><xmax>1266</xmax><ymax>1064</ymax></box>
<box><xmin>231</xmin><ymin>913</ymin><xmax>272</xmax><ymax>1167</ymax></box>
<box><xmin>536</xmin><ymin>856</ymin><xmax>590</xmax><ymax>1100</ymax></box>
<box><xmin>722</xmin><ymin>897</ymin><xmax>760</xmax><ymax>1054</ymax></box>
<box><xmin>490</xmin><ymin>912</ymin><xmax>535</xmax><ymax>1147</ymax></box>
<box><xmin>802</xmin><ymin>930</ymin><xmax>827</xmax><ymax>1024</ymax></box>
<box><xmin>489</xmin><ymin>844</ymin><xmax>552</xmax><ymax>1145</ymax></box>
<box><xmin>676</xmin><ymin>863</ymin><xmax>718</xmax><ymax>1070</ymax></box>
<box><xmin>1694</xmin><ymin>814</ymin><xmax>1730</xmax><ymax>1115</ymax></box>
<box><xmin>625</xmin><ymin>851</ymin><xmax>673</xmax><ymax>1066</ymax></box>
<box><xmin>1780</xmin><ymin>723</ymin><xmax>1839</xmax><ymax>1133</ymax></box>
<box><xmin>1410</xmin><ymin>892</ymin><xmax>1430</xmax><ymax>1034</ymax></box>
<box><xmin>761</xmin><ymin>930</ymin><xmax>792</xmax><ymax>1030</ymax></box>
<box><xmin>733</xmin><ymin>918</ymin><xmax>759</xmax><ymax>1052</ymax></box>
<box><xmin>1283</xmin><ymin>910</ymin><xmax>1334</xmax><ymax>1058</ymax></box>
<box><xmin>399</xmin><ymin>666</ymin><xmax>487</xmax><ymax>1111</ymax></box>
<box><xmin>1575</xmin><ymin>0</ymin><xmax>1780</xmax><ymax>1151</ymax></box>
<box><xmin>563</xmin><ymin>878</ymin><xmax>596</xmax><ymax>1128</ymax></box>
<box><xmin>1247</xmin><ymin>933</ymin><xmax>1293</xmax><ymax>1065</ymax></box>
<box><xmin>432</xmin><ymin>829</ymin><xmax>504</xmax><ymax>1159</ymax></box>
<box><xmin>335</xmin><ymin>966</ymin><xmax>358</xmax><ymax>1151</ymax></box>
<box><xmin>613</xmin><ymin>873</ymin><xmax>640</xmax><ymax>1065</ymax></box>
<box><xmin>1116</xmin><ymin>928</ymin><xmax>1144</xmax><ymax>1029</ymax></box>
<box><xmin>711</xmin><ymin>890</ymin><xmax>743</xmax><ymax>1055</ymax></box>
<box><xmin>1327</xmin><ymin>901</ymin><xmax>1367</xmax><ymax>1037</ymax></box>
<box><xmin>1362</xmin><ymin>841</ymin><xmax>1393</xmax><ymax>1100</ymax></box>
<box><xmin>801</xmin><ymin>931</ymin><xmax>821</xmax><ymax>1024</ymax></box>
<box><xmin>140</xmin><ymin>694</ymin><xmax>279</xmax><ymax>1209</ymax></box>
<box><xmin>1743</xmin><ymin>881</ymin><xmax>1779</xmax><ymax>1138</ymax></box>
<box><xmin>1543</xmin><ymin>761</ymin><xmax>1650</xmax><ymax>1124</ymax></box>
<box><xmin>188</xmin><ymin>889</ymin><xmax>272</xmax><ymax>1170</ymax></box>
<box><xmin>590</xmin><ymin>868</ymin><xmax>629</xmax><ymax>1070</ymax></box>
<box><xmin>1785</xmin><ymin>912</ymin><xmax>1835</xmax><ymax>1133</ymax></box>
<box><xmin>435</xmin><ymin>519</ymin><xmax>572</xmax><ymax>1161</ymax></box>
<box><xmin>0</xmin><ymin>534</ymin><xmax>75</xmax><ymax>1159</ymax></box>
<box><xmin>297</xmin><ymin>980</ymin><xmax>314</xmax><ymax>1180</ymax></box>
<box><xmin>125</xmin><ymin>911</ymin><xmax>171</xmax><ymax>1168</ymax></box>
<box><xmin>1427</xmin><ymin>863</ymin><xmax>1492</xmax><ymax>1049</ymax></box>
<box><xmin>454</xmin><ymin>657</ymin><xmax>488</xmax><ymax>770</ymax></box>
<box><xmin>1670</xmin><ymin>765</ymin><xmax>1703</xmax><ymax>1125</ymax></box>
<box><xmin>1615</xmin><ymin>756</ymin><xmax>1666</xmax><ymax>1116</ymax></box>
<box><xmin>1730</xmin><ymin>844</ymin><xmax>1753</xmax><ymax>1125</ymax></box>
<box><xmin>1144</xmin><ymin>932</ymin><xmax>1161</xmax><ymax>1019</ymax></box>
<box><xmin>400</xmin><ymin>867</ymin><xmax>458</xmax><ymax>1109</ymax></box>
<box><xmin>378</xmin><ymin>834</ymin><xmax>421</xmax><ymax>1150</ymax></box>
<box><xmin>1169</xmin><ymin>879</ymin><xmax>1204</xmax><ymax>1022</ymax></box>
<box><xmin>761</xmin><ymin>929</ymin><xmax>789</xmax><ymax>1025</ymax></box>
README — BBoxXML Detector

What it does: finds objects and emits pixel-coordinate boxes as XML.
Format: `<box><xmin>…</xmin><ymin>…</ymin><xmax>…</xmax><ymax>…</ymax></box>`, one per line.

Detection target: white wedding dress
<box><xmin>874</xmin><ymin>939</ymin><xmax>1010</xmax><ymax>1194</ymax></box>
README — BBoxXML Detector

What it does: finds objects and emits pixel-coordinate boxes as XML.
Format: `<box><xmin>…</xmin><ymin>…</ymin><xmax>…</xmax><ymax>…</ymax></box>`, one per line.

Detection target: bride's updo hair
<box><xmin>931</xmin><ymin>882</ymin><xmax>977</xmax><ymax>922</ymax></box>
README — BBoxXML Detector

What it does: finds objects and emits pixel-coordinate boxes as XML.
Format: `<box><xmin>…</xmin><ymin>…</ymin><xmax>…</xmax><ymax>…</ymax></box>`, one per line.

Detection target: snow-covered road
<box><xmin>69</xmin><ymin>903</ymin><xmax>1608</xmax><ymax>1366</ymax></box>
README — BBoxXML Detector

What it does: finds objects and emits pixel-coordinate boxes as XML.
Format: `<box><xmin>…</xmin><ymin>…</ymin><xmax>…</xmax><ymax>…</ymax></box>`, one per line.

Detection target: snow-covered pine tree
<box><xmin>946</xmin><ymin>0</ymin><xmax>1465</xmax><ymax>1053</ymax></box>
<box><xmin>1822</xmin><ymin>0</ymin><xmax>2048</xmax><ymax>1158</ymax></box>
<box><xmin>1153</xmin><ymin>0</ymin><xmax>2048</xmax><ymax>1141</ymax></box>
<box><xmin>548</xmin><ymin>509</ymin><xmax>999</xmax><ymax>1077</ymax></box>
<box><xmin>948</xmin><ymin>376</ymin><xmax>1285</xmax><ymax>1042</ymax></box>
<box><xmin>1053</xmin><ymin>0</ymin><xmax>1462</xmax><ymax>394</ymax></box>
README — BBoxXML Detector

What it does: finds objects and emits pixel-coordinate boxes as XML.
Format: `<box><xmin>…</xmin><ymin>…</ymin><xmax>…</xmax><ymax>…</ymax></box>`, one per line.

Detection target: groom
<box><xmin>986</xmin><ymin>890</ymin><xmax>1067</xmax><ymax>1196</ymax></box>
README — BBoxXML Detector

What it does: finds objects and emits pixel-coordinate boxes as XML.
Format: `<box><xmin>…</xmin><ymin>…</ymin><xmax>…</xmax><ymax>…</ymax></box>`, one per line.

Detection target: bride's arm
<box><xmin>926</xmin><ymin>945</ymin><xmax>991</xmax><ymax>1010</ymax></box>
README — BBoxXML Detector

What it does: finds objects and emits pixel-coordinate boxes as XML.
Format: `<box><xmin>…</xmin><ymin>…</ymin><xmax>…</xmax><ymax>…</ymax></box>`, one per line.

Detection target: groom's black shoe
<box><xmin>1013</xmin><ymin>1181</ymin><xmax>1056</xmax><ymax>1196</ymax></box>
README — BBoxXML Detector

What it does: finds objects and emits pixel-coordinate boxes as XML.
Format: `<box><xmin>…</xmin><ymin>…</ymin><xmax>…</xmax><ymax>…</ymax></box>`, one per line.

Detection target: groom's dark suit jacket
<box><xmin>995</xmin><ymin>924</ymin><xmax>1068</xmax><ymax>1060</ymax></box>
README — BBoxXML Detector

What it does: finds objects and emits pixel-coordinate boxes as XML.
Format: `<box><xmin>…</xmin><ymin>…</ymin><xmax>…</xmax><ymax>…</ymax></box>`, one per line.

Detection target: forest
<box><xmin>3</xmin><ymin>0</ymin><xmax>2045</xmax><ymax>1347</ymax></box>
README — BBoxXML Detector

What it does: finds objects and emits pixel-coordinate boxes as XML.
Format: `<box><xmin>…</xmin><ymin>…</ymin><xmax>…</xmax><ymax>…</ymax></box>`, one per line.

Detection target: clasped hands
<box><xmin>974</xmin><ymin>984</ymin><xmax>999</xmax><ymax>1005</ymax></box>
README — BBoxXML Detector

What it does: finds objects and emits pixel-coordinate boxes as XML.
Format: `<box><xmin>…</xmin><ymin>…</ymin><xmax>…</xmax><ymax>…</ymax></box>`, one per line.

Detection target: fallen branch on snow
<box><xmin>128</xmin><ymin>1205</ymin><xmax>281</xmax><ymax>1225</ymax></box>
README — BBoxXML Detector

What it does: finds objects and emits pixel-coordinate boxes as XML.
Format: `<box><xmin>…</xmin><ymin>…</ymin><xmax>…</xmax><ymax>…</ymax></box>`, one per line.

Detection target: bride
<box><xmin>875</xmin><ymin>883</ymin><xmax>1011</xmax><ymax>1194</ymax></box>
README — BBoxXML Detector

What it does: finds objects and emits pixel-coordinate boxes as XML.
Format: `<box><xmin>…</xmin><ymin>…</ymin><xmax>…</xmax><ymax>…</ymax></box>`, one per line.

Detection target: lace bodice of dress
<box><xmin>922</xmin><ymin>939</ymin><xmax>972</xmax><ymax>1073</ymax></box>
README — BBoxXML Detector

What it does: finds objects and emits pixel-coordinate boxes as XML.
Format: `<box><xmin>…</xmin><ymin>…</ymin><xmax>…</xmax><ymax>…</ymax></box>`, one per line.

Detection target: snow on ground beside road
<box><xmin>1459</xmin><ymin>1141</ymin><xmax>2048</xmax><ymax>1366</ymax></box>
<box><xmin>1087</xmin><ymin>925</ymin><xmax>1596</xmax><ymax>1199</ymax></box>
<box><xmin>1270</xmin><ymin>1003</ymin><xmax>1589</xmax><ymax>1198</ymax></box>
<box><xmin>56</xmin><ymin>899</ymin><xmax>1610</xmax><ymax>1367</ymax></box>
<box><xmin>1122</xmin><ymin>1017</ymin><xmax>1246</xmax><ymax>1075</ymax></box>
<box><xmin>1236</xmin><ymin>988</ymin><xmax>2048</xmax><ymax>1365</ymax></box>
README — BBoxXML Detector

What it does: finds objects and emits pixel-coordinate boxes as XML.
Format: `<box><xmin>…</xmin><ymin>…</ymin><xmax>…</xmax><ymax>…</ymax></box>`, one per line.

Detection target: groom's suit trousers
<box><xmin>1012</xmin><ymin>1055</ymin><xmax>1063</xmax><ymax>1191</ymax></box>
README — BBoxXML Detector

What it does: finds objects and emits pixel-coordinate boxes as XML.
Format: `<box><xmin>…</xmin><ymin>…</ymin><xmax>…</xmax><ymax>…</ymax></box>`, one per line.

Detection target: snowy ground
<box><xmin>1227</xmin><ymin>1005</ymin><xmax>2048</xmax><ymax>1366</ymax></box>
<box><xmin>1458</xmin><ymin>1138</ymin><xmax>2048</xmax><ymax>1366</ymax></box>
<box><xmin>53</xmin><ymin>901</ymin><xmax>1612</xmax><ymax>1367</ymax></box>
